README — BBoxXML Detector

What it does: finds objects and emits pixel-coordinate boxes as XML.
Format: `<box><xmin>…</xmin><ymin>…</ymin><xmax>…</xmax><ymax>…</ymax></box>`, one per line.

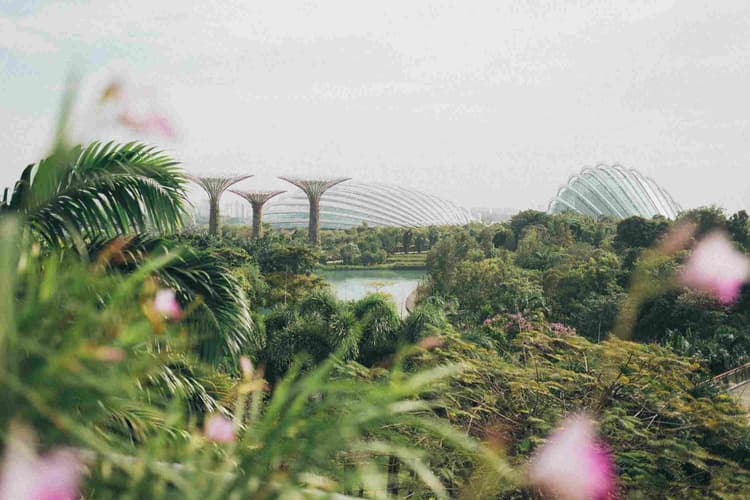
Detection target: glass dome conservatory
<box><xmin>548</xmin><ymin>164</ymin><xmax>681</xmax><ymax>219</ymax></box>
<box><xmin>264</xmin><ymin>181</ymin><xmax>475</xmax><ymax>229</ymax></box>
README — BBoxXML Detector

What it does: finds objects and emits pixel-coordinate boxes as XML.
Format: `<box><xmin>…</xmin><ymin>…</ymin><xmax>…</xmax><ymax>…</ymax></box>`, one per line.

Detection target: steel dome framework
<box><xmin>264</xmin><ymin>181</ymin><xmax>475</xmax><ymax>230</ymax></box>
<box><xmin>548</xmin><ymin>164</ymin><xmax>681</xmax><ymax>219</ymax></box>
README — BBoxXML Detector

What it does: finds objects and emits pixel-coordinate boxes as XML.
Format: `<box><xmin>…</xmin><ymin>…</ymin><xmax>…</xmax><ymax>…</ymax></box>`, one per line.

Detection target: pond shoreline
<box><xmin>319</xmin><ymin>269</ymin><xmax>424</xmax><ymax>317</ymax></box>
<box><xmin>319</xmin><ymin>264</ymin><xmax>426</xmax><ymax>272</ymax></box>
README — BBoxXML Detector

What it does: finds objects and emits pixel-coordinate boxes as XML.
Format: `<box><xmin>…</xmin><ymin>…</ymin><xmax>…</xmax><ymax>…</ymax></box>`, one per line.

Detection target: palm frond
<box><xmin>298</xmin><ymin>289</ymin><xmax>341</xmax><ymax>318</ymax></box>
<box><xmin>145</xmin><ymin>352</ymin><xmax>234</xmax><ymax>415</ymax></box>
<box><xmin>3</xmin><ymin>142</ymin><xmax>188</xmax><ymax>248</ymax></box>
<box><xmin>157</xmin><ymin>248</ymin><xmax>256</xmax><ymax>363</ymax></box>
<box><xmin>87</xmin><ymin>234</ymin><xmax>257</xmax><ymax>365</ymax></box>
<box><xmin>402</xmin><ymin>303</ymin><xmax>448</xmax><ymax>343</ymax></box>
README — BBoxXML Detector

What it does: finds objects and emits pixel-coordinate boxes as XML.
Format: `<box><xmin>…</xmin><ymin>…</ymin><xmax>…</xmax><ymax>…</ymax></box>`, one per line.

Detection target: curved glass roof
<box><xmin>548</xmin><ymin>164</ymin><xmax>681</xmax><ymax>219</ymax></box>
<box><xmin>264</xmin><ymin>181</ymin><xmax>475</xmax><ymax>229</ymax></box>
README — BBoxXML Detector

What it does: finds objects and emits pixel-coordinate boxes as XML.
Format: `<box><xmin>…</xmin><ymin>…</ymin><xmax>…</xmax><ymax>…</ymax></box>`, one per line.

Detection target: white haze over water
<box><xmin>2</xmin><ymin>0</ymin><xmax>750</xmax><ymax>213</ymax></box>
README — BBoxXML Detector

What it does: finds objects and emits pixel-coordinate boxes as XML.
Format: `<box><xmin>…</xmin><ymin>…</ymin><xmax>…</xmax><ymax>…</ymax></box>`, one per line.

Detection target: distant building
<box><xmin>470</xmin><ymin>207</ymin><xmax>515</xmax><ymax>223</ymax></box>
<box><xmin>548</xmin><ymin>164</ymin><xmax>681</xmax><ymax>219</ymax></box>
<box><xmin>191</xmin><ymin>199</ymin><xmax>250</xmax><ymax>224</ymax></box>
<box><xmin>264</xmin><ymin>181</ymin><xmax>475</xmax><ymax>229</ymax></box>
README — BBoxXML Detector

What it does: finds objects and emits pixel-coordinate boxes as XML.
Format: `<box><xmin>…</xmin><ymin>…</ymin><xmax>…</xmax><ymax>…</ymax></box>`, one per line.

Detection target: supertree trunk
<box><xmin>208</xmin><ymin>196</ymin><xmax>220</xmax><ymax>235</ymax></box>
<box><xmin>252</xmin><ymin>203</ymin><xmax>264</xmax><ymax>239</ymax></box>
<box><xmin>229</xmin><ymin>190</ymin><xmax>286</xmax><ymax>240</ymax></box>
<box><xmin>308</xmin><ymin>196</ymin><xmax>321</xmax><ymax>244</ymax></box>
<box><xmin>278</xmin><ymin>177</ymin><xmax>350</xmax><ymax>245</ymax></box>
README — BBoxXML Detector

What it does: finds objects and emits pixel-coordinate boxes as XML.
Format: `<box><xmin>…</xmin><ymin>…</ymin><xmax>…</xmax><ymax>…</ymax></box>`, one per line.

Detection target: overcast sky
<box><xmin>2</xmin><ymin>0</ymin><xmax>749</xmax><ymax>212</ymax></box>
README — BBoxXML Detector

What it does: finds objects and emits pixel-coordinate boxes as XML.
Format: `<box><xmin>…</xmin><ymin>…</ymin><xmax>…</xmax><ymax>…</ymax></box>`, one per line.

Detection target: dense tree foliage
<box><xmin>424</xmin><ymin>208</ymin><xmax>750</xmax><ymax>375</ymax></box>
<box><xmin>405</xmin><ymin>325</ymin><xmax>750</xmax><ymax>497</ymax></box>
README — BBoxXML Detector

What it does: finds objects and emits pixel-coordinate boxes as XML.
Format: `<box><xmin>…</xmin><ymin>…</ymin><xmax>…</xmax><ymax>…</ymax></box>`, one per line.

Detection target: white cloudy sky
<box><xmin>2</xmin><ymin>0</ymin><xmax>750</xmax><ymax>212</ymax></box>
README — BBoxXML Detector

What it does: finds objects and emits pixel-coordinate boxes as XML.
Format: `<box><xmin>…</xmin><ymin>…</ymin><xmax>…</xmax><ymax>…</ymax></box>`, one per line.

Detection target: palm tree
<box><xmin>262</xmin><ymin>291</ymin><xmax>360</xmax><ymax>381</ymax></box>
<box><xmin>352</xmin><ymin>293</ymin><xmax>402</xmax><ymax>365</ymax></box>
<box><xmin>1</xmin><ymin>141</ymin><xmax>187</xmax><ymax>251</ymax></box>
<box><xmin>2</xmin><ymin>142</ymin><xmax>255</xmax><ymax>366</ymax></box>
<box><xmin>262</xmin><ymin>291</ymin><xmax>408</xmax><ymax>379</ymax></box>
<box><xmin>402</xmin><ymin>301</ymin><xmax>449</xmax><ymax>343</ymax></box>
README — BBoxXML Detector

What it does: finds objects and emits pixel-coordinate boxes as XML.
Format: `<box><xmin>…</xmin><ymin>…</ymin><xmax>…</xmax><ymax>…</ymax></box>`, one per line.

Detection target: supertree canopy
<box><xmin>229</xmin><ymin>190</ymin><xmax>286</xmax><ymax>239</ymax></box>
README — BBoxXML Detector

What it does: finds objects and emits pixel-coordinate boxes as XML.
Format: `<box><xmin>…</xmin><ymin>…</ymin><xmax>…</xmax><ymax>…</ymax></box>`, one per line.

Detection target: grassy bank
<box><xmin>320</xmin><ymin>252</ymin><xmax>428</xmax><ymax>271</ymax></box>
<box><xmin>320</xmin><ymin>253</ymin><xmax>427</xmax><ymax>271</ymax></box>
<box><xmin>319</xmin><ymin>263</ymin><xmax>426</xmax><ymax>271</ymax></box>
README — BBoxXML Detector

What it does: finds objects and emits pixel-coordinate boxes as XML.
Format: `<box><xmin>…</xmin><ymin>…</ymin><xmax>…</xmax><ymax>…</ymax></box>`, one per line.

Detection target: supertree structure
<box><xmin>229</xmin><ymin>190</ymin><xmax>286</xmax><ymax>239</ymax></box>
<box><xmin>189</xmin><ymin>174</ymin><xmax>252</xmax><ymax>235</ymax></box>
<box><xmin>278</xmin><ymin>177</ymin><xmax>350</xmax><ymax>244</ymax></box>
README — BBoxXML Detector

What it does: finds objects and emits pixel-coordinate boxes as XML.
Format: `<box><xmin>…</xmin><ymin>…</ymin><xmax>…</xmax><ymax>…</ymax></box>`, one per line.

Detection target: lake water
<box><xmin>319</xmin><ymin>270</ymin><xmax>424</xmax><ymax>316</ymax></box>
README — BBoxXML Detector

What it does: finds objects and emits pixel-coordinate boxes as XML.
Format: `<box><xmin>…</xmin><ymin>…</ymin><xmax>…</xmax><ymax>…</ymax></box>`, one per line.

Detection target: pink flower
<box><xmin>204</xmin><ymin>415</ymin><xmax>235</xmax><ymax>443</ymax></box>
<box><xmin>32</xmin><ymin>450</ymin><xmax>81</xmax><ymax>500</ymax></box>
<box><xmin>153</xmin><ymin>289</ymin><xmax>182</xmax><ymax>320</ymax></box>
<box><xmin>0</xmin><ymin>424</ymin><xmax>81</xmax><ymax>500</ymax></box>
<box><xmin>679</xmin><ymin>231</ymin><xmax>750</xmax><ymax>304</ymax></box>
<box><xmin>506</xmin><ymin>312</ymin><xmax>533</xmax><ymax>333</ymax></box>
<box><xmin>118</xmin><ymin>111</ymin><xmax>176</xmax><ymax>139</ymax></box>
<box><xmin>98</xmin><ymin>78</ymin><xmax>177</xmax><ymax>140</ymax></box>
<box><xmin>146</xmin><ymin>115</ymin><xmax>176</xmax><ymax>139</ymax></box>
<box><xmin>529</xmin><ymin>414</ymin><xmax>616</xmax><ymax>500</ymax></box>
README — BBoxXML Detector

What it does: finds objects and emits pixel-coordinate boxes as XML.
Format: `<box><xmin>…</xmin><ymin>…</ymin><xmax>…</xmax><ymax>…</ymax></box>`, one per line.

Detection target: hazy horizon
<box><xmin>3</xmin><ymin>1</ymin><xmax>750</xmax><ymax>213</ymax></box>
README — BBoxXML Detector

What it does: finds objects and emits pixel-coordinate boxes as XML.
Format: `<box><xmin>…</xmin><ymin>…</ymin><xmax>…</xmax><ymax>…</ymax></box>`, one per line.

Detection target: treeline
<box><xmin>319</xmin><ymin>225</ymin><xmax>438</xmax><ymax>265</ymax></box>
<box><xmin>420</xmin><ymin>207</ymin><xmax>750</xmax><ymax>375</ymax></box>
